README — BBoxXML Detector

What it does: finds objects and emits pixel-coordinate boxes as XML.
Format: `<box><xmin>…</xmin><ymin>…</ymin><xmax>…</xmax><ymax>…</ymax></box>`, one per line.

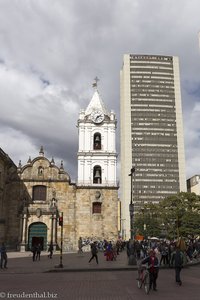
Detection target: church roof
<box><xmin>85</xmin><ymin>89</ymin><xmax>109</xmax><ymax>116</ymax></box>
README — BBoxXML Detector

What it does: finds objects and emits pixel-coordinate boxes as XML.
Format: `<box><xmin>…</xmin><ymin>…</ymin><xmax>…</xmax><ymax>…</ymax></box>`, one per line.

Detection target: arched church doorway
<box><xmin>28</xmin><ymin>222</ymin><xmax>47</xmax><ymax>251</ymax></box>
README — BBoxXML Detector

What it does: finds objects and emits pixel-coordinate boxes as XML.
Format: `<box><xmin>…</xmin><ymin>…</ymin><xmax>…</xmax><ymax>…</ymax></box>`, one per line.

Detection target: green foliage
<box><xmin>133</xmin><ymin>192</ymin><xmax>200</xmax><ymax>239</ymax></box>
<box><xmin>134</xmin><ymin>202</ymin><xmax>161</xmax><ymax>238</ymax></box>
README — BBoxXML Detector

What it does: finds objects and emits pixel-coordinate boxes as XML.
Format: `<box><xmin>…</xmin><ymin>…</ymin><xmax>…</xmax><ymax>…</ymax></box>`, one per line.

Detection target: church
<box><xmin>0</xmin><ymin>84</ymin><xmax>119</xmax><ymax>251</ymax></box>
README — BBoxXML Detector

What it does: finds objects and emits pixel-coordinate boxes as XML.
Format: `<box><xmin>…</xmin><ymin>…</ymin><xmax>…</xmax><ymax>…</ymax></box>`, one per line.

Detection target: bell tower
<box><xmin>77</xmin><ymin>79</ymin><xmax>117</xmax><ymax>187</ymax></box>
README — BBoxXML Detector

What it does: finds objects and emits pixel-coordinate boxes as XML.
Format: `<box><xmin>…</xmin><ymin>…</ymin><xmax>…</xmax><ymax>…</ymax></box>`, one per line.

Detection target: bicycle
<box><xmin>137</xmin><ymin>264</ymin><xmax>150</xmax><ymax>294</ymax></box>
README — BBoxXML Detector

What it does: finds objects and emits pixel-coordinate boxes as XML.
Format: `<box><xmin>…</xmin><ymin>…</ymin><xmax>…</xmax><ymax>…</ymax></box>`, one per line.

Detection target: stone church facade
<box><xmin>0</xmin><ymin>148</ymin><xmax>20</xmax><ymax>249</ymax></box>
<box><xmin>0</xmin><ymin>86</ymin><xmax>119</xmax><ymax>252</ymax></box>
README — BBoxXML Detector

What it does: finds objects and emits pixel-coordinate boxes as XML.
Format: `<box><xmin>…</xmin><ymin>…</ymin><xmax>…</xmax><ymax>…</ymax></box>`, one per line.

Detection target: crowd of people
<box><xmin>126</xmin><ymin>237</ymin><xmax>200</xmax><ymax>266</ymax></box>
<box><xmin>127</xmin><ymin>237</ymin><xmax>200</xmax><ymax>290</ymax></box>
<box><xmin>85</xmin><ymin>236</ymin><xmax>200</xmax><ymax>291</ymax></box>
<box><xmin>1</xmin><ymin>235</ymin><xmax>199</xmax><ymax>287</ymax></box>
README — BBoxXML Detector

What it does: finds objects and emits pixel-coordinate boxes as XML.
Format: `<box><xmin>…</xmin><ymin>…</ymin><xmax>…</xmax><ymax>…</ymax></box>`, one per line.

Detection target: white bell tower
<box><xmin>77</xmin><ymin>79</ymin><xmax>117</xmax><ymax>187</ymax></box>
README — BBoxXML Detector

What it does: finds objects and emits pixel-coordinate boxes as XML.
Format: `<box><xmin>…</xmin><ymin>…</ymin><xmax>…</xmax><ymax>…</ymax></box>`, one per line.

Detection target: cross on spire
<box><xmin>92</xmin><ymin>76</ymin><xmax>100</xmax><ymax>89</ymax></box>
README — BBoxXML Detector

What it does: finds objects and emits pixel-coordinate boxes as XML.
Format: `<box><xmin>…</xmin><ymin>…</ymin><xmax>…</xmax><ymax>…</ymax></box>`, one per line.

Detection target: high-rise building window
<box><xmin>120</xmin><ymin>54</ymin><xmax>186</xmax><ymax>227</ymax></box>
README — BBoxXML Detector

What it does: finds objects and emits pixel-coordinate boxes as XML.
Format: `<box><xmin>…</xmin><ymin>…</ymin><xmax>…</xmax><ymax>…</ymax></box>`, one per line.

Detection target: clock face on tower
<box><xmin>91</xmin><ymin>110</ymin><xmax>105</xmax><ymax>124</ymax></box>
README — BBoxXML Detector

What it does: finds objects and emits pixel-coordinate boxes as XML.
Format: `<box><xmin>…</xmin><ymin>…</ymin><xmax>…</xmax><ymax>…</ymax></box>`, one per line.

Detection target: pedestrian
<box><xmin>31</xmin><ymin>245</ymin><xmax>37</xmax><ymax>262</ymax></box>
<box><xmin>0</xmin><ymin>242</ymin><xmax>8</xmax><ymax>269</ymax></box>
<box><xmin>36</xmin><ymin>243</ymin><xmax>42</xmax><ymax>261</ymax></box>
<box><xmin>48</xmin><ymin>242</ymin><xmax>53</xmax><ymax>259</ymax></box>
<box><xmin>141</xmin><ymin>249</ymin><xmax>159</xmax><ymax>291</ymax></box>
<box><xmin>159</xmin><ymin>243</ymin><xmax>169</xmax><ymax>266</ymax></box>
<box><xmin>105</xmin><ymin>241</ymin><xmax>113</xmax><ymax>261</ymax></box>
<box><xmin>171</xmin><ymin>246</ymin><xmax>184</xmax><ymax>286</ymax></box>
<box><xmin>116</xmin><ymin>240</ymin><xmax>121</xmax><ymax>255</ymax></box>
<box><xmin>88</xmin><ymin>241</ymin><xmax>98</xmax><ymax>264</ymax></box>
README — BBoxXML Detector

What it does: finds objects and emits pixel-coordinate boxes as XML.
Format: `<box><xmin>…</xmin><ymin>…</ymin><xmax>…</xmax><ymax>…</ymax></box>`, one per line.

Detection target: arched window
<box><xmin>92</xmin><ymin>202</ymin><xmax>102</xmax><ymax>214</ymax></box>
<box><xmin>93</xmin><ymin>165</ymin><xmax>102</xmax><ymax>184</ymax></box>
<box><xmin>33</xmin><ymin>185</ymin><xmax>47</xmax><ymax>201</ymax></box>
<box><xmin>93</xmin><ymin>133</ymin><xmax>101</xmax><ymax>150</ymax></box>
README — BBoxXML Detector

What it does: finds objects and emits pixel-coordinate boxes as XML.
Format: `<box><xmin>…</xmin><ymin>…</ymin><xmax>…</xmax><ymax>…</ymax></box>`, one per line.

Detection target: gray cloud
<box><xmin>0</xmin><ymin>0</ymin><xmax>200</xmax><ymax>181</ymax></box>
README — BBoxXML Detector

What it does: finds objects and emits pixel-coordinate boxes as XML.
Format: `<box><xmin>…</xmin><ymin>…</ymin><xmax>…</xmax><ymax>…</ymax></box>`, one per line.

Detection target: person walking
<box><xmin>88</xmin><ymin>241</ymin><xmax>98</xmax><ymax>264</ymax></box>
<box><xmin>31</xmin><ymin>245</ymin><xmax>37</xmax><ymax>261</ymax></box>
<box><xmin>48</xmin><ymin>242</ymin><xmax>53</xmax><ymax>259</ymax></box>
<box><xmin>141</xmin><ymin>249</ymin><xmax>159</xmax><ymax>291</ymax></box>
<box><xmin>36</xmin><ymin>243</ymin><xmax>42</xmax><ymax>261</ymax></box>
<box><xmin>159</xmin><ymin>243</ymin><xmax>169</xmax><ymax>266</ymax></box>
<box><xmin>0</xmin><ymin>242</ymin><xmax>8</xmax><ymax>269</ymax></box>
<box><xmin>171</xmin><ymin>246</ymin><xmax>184</xmax><ymax>286</ymax></box>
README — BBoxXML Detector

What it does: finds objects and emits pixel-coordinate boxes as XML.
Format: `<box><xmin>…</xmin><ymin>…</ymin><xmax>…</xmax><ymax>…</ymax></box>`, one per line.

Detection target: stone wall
<box><xmin>0</xmin><ymin>150</ymin><xmax>119</xmax><ymax>252</ymax></box>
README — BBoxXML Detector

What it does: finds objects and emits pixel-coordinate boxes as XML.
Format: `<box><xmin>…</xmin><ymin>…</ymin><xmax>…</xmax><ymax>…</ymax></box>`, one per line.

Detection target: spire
<box><xmin>85</xmin><ymin>78</ymin><xmax>109</xmax><ymax>116</ymax></box>
<box><xmin>17</xmin><ymin>160</ymin><xmax>22</xmax><ymax>173</ymax></box>
<box><xmin>39</xmin><ymin>146</ymin><xmax>44</xmax><ymax>157</ymax></box>
<box><xmin>59</xmin><ymin>160</ymin><xmax>65</xmax><ymax>173</ymax></box>
<box><xmin>50</xmin><ymin>157</ymin><xmax>55</xmax><ymax>166</ymax></box>
<box><xmin>18</xmin><ymin>160</ymin><xmax>22</xmax><ymax>169</ymax></box>
<box><xmin>27</xmin><ymin>156</ymin><xmax>32</xmax><ymax>164</ymax></box>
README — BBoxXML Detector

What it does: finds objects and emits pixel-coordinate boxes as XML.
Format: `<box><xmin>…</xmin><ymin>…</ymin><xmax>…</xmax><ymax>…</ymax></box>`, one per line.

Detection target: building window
<box><xmin>93</xmin><ymin>166</ymin><xmax>102</xmax><ymax>184</ymax></box>
<box><xmin>93</xmin><ymin>133</ymin><xmax>101</xmax><ymax>150</ymax></box>
<box><xmin>92</xmin><ymin>202</ymin><xmax>101</xmax><ymax>214</ymax></box>
<box><xmin>33</xmin><ymin>185</ymin><xmax>47</xmax><ymax>201</ymax></box>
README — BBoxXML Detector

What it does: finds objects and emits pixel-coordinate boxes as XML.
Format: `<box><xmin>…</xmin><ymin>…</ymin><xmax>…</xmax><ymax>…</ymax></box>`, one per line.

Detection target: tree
<box><xmin>159</xmin><ymin>192</ymin><xmax>200</xmax><ymax>239</ymax></box>
<box><xmin>134</xmin><ymin>192</ymin><xmax>200</xmax><ymax>240</ymax></box>
<box><xmin>134</xmin><ymin>202</ymin><xmax>161</xmax><ymax>238</ymax></box>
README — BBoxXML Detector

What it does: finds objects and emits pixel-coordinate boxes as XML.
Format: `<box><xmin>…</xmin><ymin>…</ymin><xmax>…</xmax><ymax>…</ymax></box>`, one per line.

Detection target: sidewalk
<box><xmin>1</xmin><ymin>250</ymin><xmax>134</xmax><ymax>274</ymax></box>
<box><xmin>1</xmin><ymin>250</ymin><xmax>200</xmax><ymax>274</ymax></box>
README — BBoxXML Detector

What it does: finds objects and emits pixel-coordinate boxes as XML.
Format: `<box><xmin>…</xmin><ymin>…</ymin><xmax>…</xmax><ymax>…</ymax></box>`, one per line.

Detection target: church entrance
<box><xmin>28</xmin><ymin>222</ymin><xmax>47</xmax><ymax>251</ymax></box>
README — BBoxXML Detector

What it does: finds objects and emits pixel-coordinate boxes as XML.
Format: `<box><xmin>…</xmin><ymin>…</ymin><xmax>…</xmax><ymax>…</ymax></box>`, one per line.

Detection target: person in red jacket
<box><xmin>141</xmin><ymin>249</ymin><xmax>159</xmax><ymax>291</ymax></box>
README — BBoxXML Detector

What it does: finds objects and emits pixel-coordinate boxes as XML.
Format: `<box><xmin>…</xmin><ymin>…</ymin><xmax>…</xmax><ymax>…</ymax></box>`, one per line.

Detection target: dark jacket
<box><xmin>171</xmin><ymin>249</ymin><xmax>184</xmax><ymax>268</ymax></box>
<box><xmin>0</xmin><ymin>245</ymin><xmax>7</xmax><ymax>259</ymax></box>
<box><xmin>91</xmin><ymin>243</ymin><xmax>98</xmax><ymax>255</ymax></box>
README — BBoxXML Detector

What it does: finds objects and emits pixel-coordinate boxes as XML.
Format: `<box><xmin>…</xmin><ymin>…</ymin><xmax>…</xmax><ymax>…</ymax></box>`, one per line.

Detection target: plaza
<box><xmin>0</xmin><ymin>251</ymin><xmax>200</xmax><ymax>300</ymax></box>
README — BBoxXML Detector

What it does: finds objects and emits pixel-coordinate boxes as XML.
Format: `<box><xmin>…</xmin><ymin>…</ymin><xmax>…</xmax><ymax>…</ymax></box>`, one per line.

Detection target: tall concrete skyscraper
<box><xmin>120</xmin><ymin>54</ymin><xmax>186</xmax><ymax>239</ymax></box>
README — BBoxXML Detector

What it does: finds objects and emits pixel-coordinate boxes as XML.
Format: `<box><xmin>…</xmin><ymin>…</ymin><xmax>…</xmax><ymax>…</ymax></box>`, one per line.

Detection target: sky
<box><xmin>0</xmin><ymin>0</ymin><xmax>200</xmax><ymax>181</ymax></box>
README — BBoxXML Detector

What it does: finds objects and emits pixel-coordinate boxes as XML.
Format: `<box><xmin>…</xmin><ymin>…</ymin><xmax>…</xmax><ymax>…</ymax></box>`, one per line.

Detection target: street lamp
<box><xmin>129</xmin><ymin>166</ymin><xmax>135</xmax><ymax>240</ymax></box>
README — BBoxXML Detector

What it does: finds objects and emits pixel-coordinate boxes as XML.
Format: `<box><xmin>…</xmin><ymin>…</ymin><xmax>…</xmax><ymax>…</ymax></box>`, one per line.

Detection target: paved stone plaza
<box><xmin>0</xmin><ymin>251</ymin><xmax>200</xmax><ymax>299</ymax></box>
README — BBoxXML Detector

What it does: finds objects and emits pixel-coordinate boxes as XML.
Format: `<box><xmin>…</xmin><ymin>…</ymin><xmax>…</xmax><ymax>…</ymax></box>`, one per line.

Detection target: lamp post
<box><xmin>129</xmin><ymin>166</ymin><xmax>135</xmax><ymax>240</ymax></box>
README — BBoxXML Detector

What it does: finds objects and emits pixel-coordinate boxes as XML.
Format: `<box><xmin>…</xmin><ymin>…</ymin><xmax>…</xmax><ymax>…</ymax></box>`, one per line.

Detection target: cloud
<box><xmin>0</xmin><ymin>62</ymin><xmax>80</xmax><ymax>179</ymax></box>
<box><xmin>0</xmin><ymin>0</ymin><xmax>200</xmax><ymax>181</ymax></box>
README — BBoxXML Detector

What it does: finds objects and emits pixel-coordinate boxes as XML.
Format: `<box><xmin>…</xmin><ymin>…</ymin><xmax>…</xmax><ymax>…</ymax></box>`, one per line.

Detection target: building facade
<box><xmin>0</xmin><ymin>86</ymin><xmax>119</xmax><ymax>251</ymax></box>
<box><xmin>187</xmin><ymin>175</ymin><xmax>200</xmax><ymax>195</ymax></box>
<box><xmin>120</xmin><ymin>54</ymin><xmax>186</xmax><ymax>239</ymax></box>
<box><xmin>77</xmin><ymin>87</ymin><xmax>117</xmax><ymax>187</ymax></box>
<box><xmin>0</xmin><ymin>148</ymin><xmax>20</xmax><ymax>249</ymax></box>
<box><xmin>76</xmin><ymin>85</ymin><xmax>118</xmax><ymax>241</ymax></box>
